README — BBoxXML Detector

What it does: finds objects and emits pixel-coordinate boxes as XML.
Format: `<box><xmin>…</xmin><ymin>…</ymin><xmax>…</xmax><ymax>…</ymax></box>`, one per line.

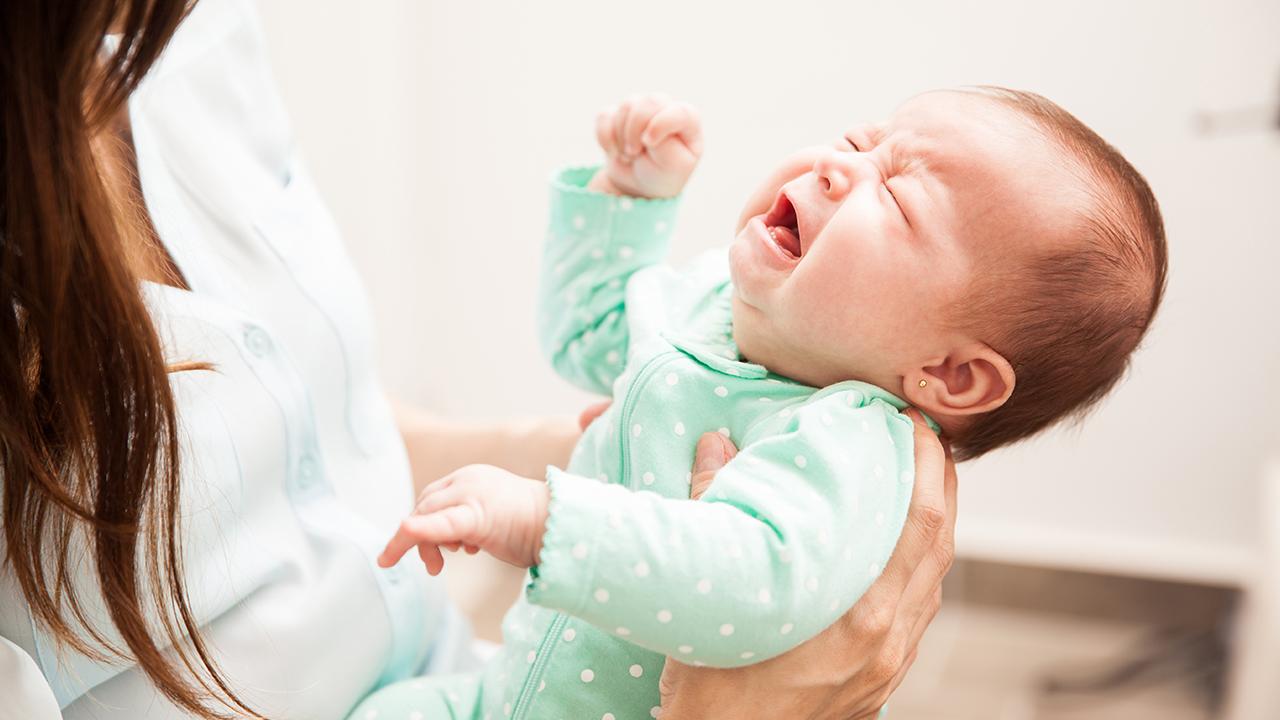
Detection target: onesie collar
<box><xmin>663</xmin><ymin>282</ymin><xmax>770</xmax><ymax>379</ymax></box>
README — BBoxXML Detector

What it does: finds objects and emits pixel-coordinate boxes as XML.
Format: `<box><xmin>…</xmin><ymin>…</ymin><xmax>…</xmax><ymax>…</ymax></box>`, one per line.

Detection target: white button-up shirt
<box><xmin>0</xmin><ymin>1</ymin><xmax>466</xmax><ymax>717</ymax></box>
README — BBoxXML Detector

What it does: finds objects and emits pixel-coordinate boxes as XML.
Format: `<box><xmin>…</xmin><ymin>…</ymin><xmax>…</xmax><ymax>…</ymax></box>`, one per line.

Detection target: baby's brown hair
<box><xmin>951</xmin><ymin>87</ymin><xmax>1168</xmax><ymax>460</ymax></box>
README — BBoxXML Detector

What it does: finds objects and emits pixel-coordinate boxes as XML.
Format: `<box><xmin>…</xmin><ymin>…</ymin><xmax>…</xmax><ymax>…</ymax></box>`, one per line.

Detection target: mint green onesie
<box><xmin>348</xmin><ymin>167</ymin><xmax>927</xmax><ymax>720</ymax></box>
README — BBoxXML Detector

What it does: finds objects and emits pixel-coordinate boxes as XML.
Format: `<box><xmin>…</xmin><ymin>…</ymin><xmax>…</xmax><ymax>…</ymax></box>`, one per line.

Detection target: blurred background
<box><xmin>256</xmin><ymin>2</ymin><xmax>1279</xmax><ymax>718</ymax></box>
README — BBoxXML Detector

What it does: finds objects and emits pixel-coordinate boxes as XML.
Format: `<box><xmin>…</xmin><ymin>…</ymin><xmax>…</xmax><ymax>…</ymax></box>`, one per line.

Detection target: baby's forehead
<box><xmin>875</xmin><ymin>91</ymin><xmax>1089</xmax><ymax>255</ymax></box>
<box><xmin>886</xmin><ymin>91</ymin><xmax>1048</xmax><ymax>169</ymax></box>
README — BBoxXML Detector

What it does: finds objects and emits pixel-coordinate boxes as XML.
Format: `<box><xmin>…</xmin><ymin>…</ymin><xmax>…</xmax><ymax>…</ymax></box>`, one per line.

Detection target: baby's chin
<box><xmin>729</xmin><ymin>294</ymin><xmax>770</xmax><ymax>365</ymax></box>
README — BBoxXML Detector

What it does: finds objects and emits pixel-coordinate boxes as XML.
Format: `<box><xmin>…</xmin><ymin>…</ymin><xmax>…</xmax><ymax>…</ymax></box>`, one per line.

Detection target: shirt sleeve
<box><xmin>526</xmin><ymin>388</ymin><xmax>919</xmax><ymax>668</ymax></box>
<box><xmin>537</xmin><ymin>166</ymin><xmax>681</xmax><ymax>395</ymax></box>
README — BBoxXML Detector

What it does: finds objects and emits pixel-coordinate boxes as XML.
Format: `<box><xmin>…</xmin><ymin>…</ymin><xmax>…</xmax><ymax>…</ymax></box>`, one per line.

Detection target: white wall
<box><xmin>258</xmin><ymin>0</ymin><xmax>1280</xmax><ymax>585</ymax></box>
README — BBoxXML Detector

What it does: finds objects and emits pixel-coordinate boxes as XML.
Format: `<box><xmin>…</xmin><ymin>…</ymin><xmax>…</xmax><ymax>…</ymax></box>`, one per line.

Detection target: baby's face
<box><xmin>728</xmin><ymin>90</ymin><xmax>1080</xmax><ymax>392</ymax></box>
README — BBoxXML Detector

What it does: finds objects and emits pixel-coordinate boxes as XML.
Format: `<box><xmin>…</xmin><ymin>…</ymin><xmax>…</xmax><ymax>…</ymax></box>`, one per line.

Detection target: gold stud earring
<box><xmin>918</xmin><ymin>379</ymin><xmax>928</xmax><ymax>388</ymax></box>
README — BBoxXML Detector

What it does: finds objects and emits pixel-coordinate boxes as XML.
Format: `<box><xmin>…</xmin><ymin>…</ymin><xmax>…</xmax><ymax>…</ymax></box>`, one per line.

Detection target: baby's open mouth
<box><xmin>764</xmin><ymin>192</ymin><xmax>803</xmax><ymax>259</ymax></box>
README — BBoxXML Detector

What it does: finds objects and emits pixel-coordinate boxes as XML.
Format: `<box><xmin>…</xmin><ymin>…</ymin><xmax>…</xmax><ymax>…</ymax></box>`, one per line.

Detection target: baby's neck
<box><xmin>735</xmin><ymin>326</ymin><xmax>898</xmax><ymax>395</ymax></box>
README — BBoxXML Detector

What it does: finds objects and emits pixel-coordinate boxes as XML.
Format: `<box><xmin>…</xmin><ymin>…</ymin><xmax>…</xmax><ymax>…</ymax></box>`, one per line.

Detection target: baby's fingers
<box><xmin>417</xmin><ymin>541</ymin><xmax>445</xmax><ymax>575</ymax></box>
<box><xmin>641</xmin><ymin>102</ymin><xmax>703</xmax><ymax>157</ymax></box>
<box><xmin>622</xmin><ymin>94</ymin><xmax>667</xmax><ymax>157</ymax></box>
<box><xmin>414</xmin><ymin>474</ymin><xmax>456</xmax><ymax>513</ymax></box>
<box><xmin>379</xmin><ymin>505</ymin><xmax>483</xmax><ymax>570</ymax></box>
<box><xmin>595</xmin><ymin>106</ymin><xmax>620</xmax><ymax>158</ymax></box>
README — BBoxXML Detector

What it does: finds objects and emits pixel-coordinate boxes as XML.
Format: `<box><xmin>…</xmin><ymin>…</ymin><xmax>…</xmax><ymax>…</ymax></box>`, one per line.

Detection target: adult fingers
<box><xmin>889</xmin><ymin>438</ymin><xmax>959</xmax><ymax>632</ymax></box>
<box><xmin>578</xmin><ymin>400</ymin><xmax>612</xmax><ymax>431</ymax></box>
<box><xmin>642</xmin><ymin>102</ymin><xmax>703</xmax><ymax>156</ymax></box>
<box><xmin>854</xmin><ymin>410</ymin><xmax>947</xmax><ymax>607</ymax></box>
<box><xmin>899</xmin><ymin>586</ymin><xmax>943</xmax><ymax>666</ymax></box>
<box><xmin>889</xmin><ymin>451</ymin><xmax>955</xmax><ymax>649</ymax></box>
<box><xmin>942</xmin><ymin>440</ymin><xmax>958</xmax><ymax>529</ymax></box>
<box><xmin>845</xmin><ymin>648</ymin><xmax>919</xmax><ymax>720</ymax></box>
<box><xmin>900</xmin><ymin>410</ymin><xmax>949</xmax><ymax>562</ymax></box>
<box><xmin>689</xmin><ymin>431</ymin><xmax>738</xmax><ymax>500</ymax></box>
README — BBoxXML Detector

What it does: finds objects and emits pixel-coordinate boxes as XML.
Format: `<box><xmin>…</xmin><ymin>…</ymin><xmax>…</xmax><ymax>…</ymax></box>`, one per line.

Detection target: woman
<box><xmin>0</xmin><ymin>0</ymin><xmax>957</xmax><ymax>718</ymax></box>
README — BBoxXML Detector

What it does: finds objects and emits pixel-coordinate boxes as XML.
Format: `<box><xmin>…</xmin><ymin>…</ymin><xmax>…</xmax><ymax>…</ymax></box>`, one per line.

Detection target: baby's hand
<box><xmin>378</xmin><ymin>464</ymin><xmax>550</xmax><ymax>575</ymax></box>
<box><xmin>592</xmin><ymin>93</ymin><xmax>703</xmax><ymax>199</ymax></box>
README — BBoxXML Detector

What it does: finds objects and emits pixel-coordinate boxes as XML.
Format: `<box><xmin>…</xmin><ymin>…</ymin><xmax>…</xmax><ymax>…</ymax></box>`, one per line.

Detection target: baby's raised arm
<box><xmin>537</xmin><ymin>95</ymin><xmax>702</xmax><ymax>394</ymax></box>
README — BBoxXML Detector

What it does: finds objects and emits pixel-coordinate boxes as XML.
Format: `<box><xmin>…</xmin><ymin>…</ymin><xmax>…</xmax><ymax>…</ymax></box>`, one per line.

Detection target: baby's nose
<box><xmin>813</xmin><ymin>149</ymin><xmax>879</xmax><ymax>201</ymax></box>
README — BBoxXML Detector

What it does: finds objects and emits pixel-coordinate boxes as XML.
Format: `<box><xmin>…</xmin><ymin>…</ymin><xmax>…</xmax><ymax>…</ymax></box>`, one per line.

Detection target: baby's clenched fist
<box><xmin>591</xmin><ymin>93</ymin><xmax>703</xmax><ymax>199</ymax></box>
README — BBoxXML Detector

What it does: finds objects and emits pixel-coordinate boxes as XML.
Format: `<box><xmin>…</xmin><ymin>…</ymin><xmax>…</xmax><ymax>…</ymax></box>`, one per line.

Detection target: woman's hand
<box><xmin>660</xmin><ymin>409</ymin><xmax>958</xmax><ymax>720</ymax></box>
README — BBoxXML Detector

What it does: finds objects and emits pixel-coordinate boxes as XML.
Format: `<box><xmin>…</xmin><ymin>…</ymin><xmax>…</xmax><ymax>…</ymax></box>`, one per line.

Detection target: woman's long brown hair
<box><xmin>1</xmin><ymin>1</ymin><xmax>258</xmax><ymax>717</ymax></box>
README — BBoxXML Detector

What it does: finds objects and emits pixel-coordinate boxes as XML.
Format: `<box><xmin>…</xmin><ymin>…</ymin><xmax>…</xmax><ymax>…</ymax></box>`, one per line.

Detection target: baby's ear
<box><xmin>903</xmin><ymin>343</ymin><xmax>1015</xmax><ymax>420</ymax></box>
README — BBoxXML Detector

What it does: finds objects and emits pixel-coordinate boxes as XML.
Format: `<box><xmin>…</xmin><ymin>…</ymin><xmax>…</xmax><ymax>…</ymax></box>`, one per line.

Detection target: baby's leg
<box><xmin>346</xmin><ymin>673</ymin><xmax>482</xmax><ymax>720</ymax></box>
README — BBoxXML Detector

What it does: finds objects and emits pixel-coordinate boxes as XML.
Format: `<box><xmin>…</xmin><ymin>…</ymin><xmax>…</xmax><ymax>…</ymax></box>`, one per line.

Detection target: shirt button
<box><xmin>387</xmin><ymin>565</ymin><xmax>404</xmax><ymax>585</ymax></box>
<box><xmin>297</xmin><ymin>452</ymin><xmax>319</xmax><ymax>488</ymax></box>
<box><xmin>243</xmin><ymin>325</ymin><xmax>273</xmax><ymax>357</ymax></box>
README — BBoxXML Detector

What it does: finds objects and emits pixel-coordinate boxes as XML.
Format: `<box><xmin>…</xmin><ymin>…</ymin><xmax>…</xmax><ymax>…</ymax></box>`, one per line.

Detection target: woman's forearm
<box><xmin>392</xmin><ymin>399</ymin><xmax>580</xmax><ymax>496</ymax></box>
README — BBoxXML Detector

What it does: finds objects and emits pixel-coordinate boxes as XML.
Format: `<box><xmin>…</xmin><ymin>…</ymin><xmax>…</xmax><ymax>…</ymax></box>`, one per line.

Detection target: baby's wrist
<box><xmin>587</xmin><ymin>169</ymin><xmax>627</xmax><ymax>197</ymax></box>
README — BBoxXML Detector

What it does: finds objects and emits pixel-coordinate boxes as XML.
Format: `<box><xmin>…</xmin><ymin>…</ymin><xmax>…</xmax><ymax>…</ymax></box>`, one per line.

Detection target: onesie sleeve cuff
<box><xmin>526</xmin><ymin>466</ymin><xmax>621</xmax><ymax>614</ymax></box>
<box><xmin>549</xmin><ymin>165</ymin><xmax>682</xmax><ymax>259</ymax></box>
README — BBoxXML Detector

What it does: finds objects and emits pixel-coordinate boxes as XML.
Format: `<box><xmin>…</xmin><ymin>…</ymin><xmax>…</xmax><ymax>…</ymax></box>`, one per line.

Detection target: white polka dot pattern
<box><xmin>526</xmin><ymin>171</ymin><xmax>917</xmax><ymax>720</ymax></box>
